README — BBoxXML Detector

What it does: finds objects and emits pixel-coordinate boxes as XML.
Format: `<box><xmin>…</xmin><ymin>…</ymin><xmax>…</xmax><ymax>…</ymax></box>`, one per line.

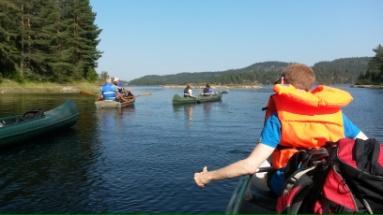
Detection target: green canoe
<box><xmin>0</xmin><ymin>100</ymin><xmax>79</xmax><ymax>147</ymax></box>
<box><xmin>226</xmin><ymin>173</ymin><xmax>275</xmax><ymax>214</ymax></box>
<box><xmin>172</xmin><ymin>93</ymin><xmax>222</xmax><ymax>105</ymax></box>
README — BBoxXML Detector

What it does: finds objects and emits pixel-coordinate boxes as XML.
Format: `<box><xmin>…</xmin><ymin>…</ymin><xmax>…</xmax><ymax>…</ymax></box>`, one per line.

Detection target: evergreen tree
<box><xmin>0</xmin><ymin>0</ymin><xmax>102</xmax><ymax>82</ymax></box>
<box><xmin>22</xmin><ymin>0</ymin><xmax>59</xmax><ymax>80</ymax></box>
<box><xmin>357</xmin><ymin>45</ymin><xmax>383</xmax><ymax>84</ymax></box>
<box><xmin>0</xmin><ymin>0</ymin><xmax>20</xmax><ymax>78</ymax></box>
<box><xmin>99</xmin><ymin>71</ymin><xmax>109</xmax><ymax>81</ymax></box>
<box><xmin>18</xmin><ymin>0</ymin><xmax>70</xmax><ymax>80</ymax></box>
<box><xmin>62</xmin><ymin>0</ymin><xmax>101</xmax><ymax>81</ymax></box>
<box><xmin>371</xmin><ymin>45</ymin><xmax>383</xmax><ymax>83</ymax></box>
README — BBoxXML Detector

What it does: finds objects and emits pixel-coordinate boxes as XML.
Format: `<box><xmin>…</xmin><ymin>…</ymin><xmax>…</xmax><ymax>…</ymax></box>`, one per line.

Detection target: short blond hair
<box><xmin>283</xmin><ymin>64</ymin><xmax>315</xmax><ymax>91</ymax></box>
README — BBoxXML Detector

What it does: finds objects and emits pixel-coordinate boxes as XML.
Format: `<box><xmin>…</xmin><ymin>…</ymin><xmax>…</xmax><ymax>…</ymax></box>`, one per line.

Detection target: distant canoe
<box><xmin>172</xmin><ymin>93</ymin><xmax>222</xmax><ymax>105</ymax></box>
<box><xmin>95</xmin><ymin>97</ymin><xmax>135</xmax><ymax>109</ymax></box>
<box><xmin>0</xmin><ymin>100</ymin><xmax>79</xmax><ymax>147</ymax></box>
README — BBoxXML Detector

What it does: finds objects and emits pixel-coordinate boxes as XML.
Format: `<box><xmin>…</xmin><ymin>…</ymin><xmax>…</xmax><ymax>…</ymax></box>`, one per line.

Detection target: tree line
<box><xmin>129</xmin><ymin>57</ymin><xmax>373</xmax><ymax>86</ymax></box>
<box><xmin>0</xmin><ymin>0</ymin><xmax>101</xmax><ymax>83</ymax></box>
<box><xmin>356</xmin><ymin>45</ymin><xmax>383</xmax><ymax>85</ymax></box>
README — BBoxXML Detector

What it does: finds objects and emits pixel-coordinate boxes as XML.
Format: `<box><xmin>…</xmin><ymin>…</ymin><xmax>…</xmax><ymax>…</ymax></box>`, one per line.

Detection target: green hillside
<box><xmin>356</xmin><ymin>45</ymin><xmax>383</xmax><ymax>85</ymax></box>
<box><xmin>129</xmin><ymin>57</ymin><xmax>371</xmax><ymax>85</ymax></box>
<box><xmin>313</xmin><ymin>57</ymin><xmax>371</xmax><ymax>84</ymax></box>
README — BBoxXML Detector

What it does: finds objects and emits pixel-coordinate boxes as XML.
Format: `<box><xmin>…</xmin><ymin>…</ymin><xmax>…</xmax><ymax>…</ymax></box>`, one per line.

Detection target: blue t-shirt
<box><xmin>260</xmin><ymin>113</ymin><xmax>361</xmax><ymax>195</ymax></box>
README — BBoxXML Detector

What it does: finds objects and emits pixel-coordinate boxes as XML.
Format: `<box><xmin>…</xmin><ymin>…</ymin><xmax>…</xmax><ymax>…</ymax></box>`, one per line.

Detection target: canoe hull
<box><xmin>0</xmin><ymin>100</ymin><xmax>79</xmax><ymax>147</ymax></box>
<box><xmin>226</xmin><ymin>175</ymin><xmax>276</xmax><ymax>214</ymax></box>
<box><xmin>172</xmin><ymin>93</ymin><xmax>222</xmax><ymax>105</ymax></box>
<box><xmin>95</xmin><ymin>98</ymin><xmax>135</xmax><ymax>109</ymax></box>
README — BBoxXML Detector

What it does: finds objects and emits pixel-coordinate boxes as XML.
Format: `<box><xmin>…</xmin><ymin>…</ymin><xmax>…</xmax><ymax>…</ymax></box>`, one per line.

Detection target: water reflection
<box><xmin>0</xmin><ymin>96</ymin><xmax>108</xmax><ymax>212</ymax></box>
<box><xmin>118</xmin><ymin>105</ymin><xmax>136</xmax><ymax>116</ymax></box>
<box><xmin>96</xmin><ymin>108</ymin><xmax>129</xmax><ymax>129</ymax></box>
<box><xmin>0</xmin><ymin>128</ymin><xmax>98</xmax><ymax>212</ymax></box>
<box><xmin>0</xmin><ymin>95</ymin><xmax>57</xmax><ymax>117</ymax></box>
<box><xmin>0</xmin><ymin>87</ymin><xmax>382</xmax><ymax>213</ymax></box>
<box><xmin>202</xmin><ymin>102</ymin><xmax>213</xmax><ymax>114</ymax></box>
<box><xmin>184</xmin><ymin>105</ymin><xmax>193</xmax><ymax>121</ymax></box>
<box><xmin>94</xmin><ymin>106</ymin><xmax>137</xmax><ymax>148</ymax></box>
<box><xmin>172</xmin><ymin>104</ymin><xmax>193</xmax><ymax>128</ymax></box>
<box><xmin>172</xmin><ymin>102</ymin><xmax>220</xmax><ymax>129</ymax></box>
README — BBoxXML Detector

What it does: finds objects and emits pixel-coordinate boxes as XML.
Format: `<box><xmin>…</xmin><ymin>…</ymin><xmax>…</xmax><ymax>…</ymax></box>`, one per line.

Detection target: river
<box><xmin>0</xmin><ymin>85</ymin><xmax>382</xmax><ymax>213</ymax></box>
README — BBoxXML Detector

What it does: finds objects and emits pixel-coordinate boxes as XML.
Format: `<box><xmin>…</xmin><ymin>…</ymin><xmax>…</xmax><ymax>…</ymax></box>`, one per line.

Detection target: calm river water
<box><xmin>0</xmin><ymin>86</ymin><xmax>382</xmax><ymax>213</ymax></box>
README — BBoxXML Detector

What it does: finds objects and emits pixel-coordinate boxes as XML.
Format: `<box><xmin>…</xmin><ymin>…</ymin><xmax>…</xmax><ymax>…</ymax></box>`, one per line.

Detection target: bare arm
<box><xmin>194</xmin><ymin>143</ymin><xmax>274</xmax><ymax>188</ymax></box>
<box><xmin>355</xmin><ymin>131</ymin><xmax>368</xmax><ymax>140</ymax></box>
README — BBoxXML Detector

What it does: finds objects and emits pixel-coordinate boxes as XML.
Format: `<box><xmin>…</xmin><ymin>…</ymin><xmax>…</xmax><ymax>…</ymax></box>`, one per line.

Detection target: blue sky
<box><xmin>90</xmin><ymin>0</ymin><xmax>383</xmax><ymax>81</ymax></box>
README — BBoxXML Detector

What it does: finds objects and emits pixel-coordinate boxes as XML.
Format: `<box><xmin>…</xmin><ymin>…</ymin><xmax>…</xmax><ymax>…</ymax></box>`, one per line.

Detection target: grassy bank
<box><xmin>0</xmin><ymin>79</ymin><xmax>99</xmax><ymax>95</ymax></box>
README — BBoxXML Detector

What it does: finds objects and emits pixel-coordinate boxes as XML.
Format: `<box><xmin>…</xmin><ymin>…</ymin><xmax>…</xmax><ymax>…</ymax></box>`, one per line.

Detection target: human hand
<box><xmin>194</xmin><ymin>166</ymin><xmax>211</xmax><ymax>188</ymax></box>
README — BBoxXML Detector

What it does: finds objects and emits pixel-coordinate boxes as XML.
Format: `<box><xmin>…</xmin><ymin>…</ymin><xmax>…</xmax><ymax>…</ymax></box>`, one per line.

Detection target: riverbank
<box><xmin>0</xmin><ymin>79</ymin><xmax>99</xmax><ymax>95</ymax></box>
<box><xmin>351</xmin><ymin>84</ymin><xmax>383</xmax><ymax>89</ymax></box>
<box><xmin>161</xmin><ymin>84</ymin><xmax>262</xmax><ymax>89</ymax></box>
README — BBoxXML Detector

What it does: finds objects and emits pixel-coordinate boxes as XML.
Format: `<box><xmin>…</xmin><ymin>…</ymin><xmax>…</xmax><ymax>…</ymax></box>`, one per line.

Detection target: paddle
<box><xmin>197</xmin><ymin>166</ymin><xmax>273</xmax><ymax>175</ymax></box>
<box><xmin>135</xmin><ymin>92</ymin><xmax>152</xmax><ymax>97</ymax></box>
<box><xmin>256</xmin><ymin>166</ymin><xmax>273</xmax><ymax>173</ymax></box>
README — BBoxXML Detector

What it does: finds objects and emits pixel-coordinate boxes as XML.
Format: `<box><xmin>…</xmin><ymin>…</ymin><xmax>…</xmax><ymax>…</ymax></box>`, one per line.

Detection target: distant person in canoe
<box><xmin>112</xmin><ymin>77</ymin><xmax>135</xmax><ymax>102</ymax></box>
<box><xmin>112</xmin><ymin>76</ymin><xmax>124</xmax><ymax>94</ymax></box>
<box><xmin>194</xmin><ymin>64</ymin><xmax>368</xmax><ymax>196</ymax></box>
<box><xmin>99</xmin><ymin>77</ymin><xmax>118</xmax><ymax>101</ymax></box>
<box><xmin>201</xmin><ymin>83</ymin><xmax>215</xmax><ymax>96</ymax></box>
<box><xmin>184</xmin><ymin>84</ymin><xmax>194</xmax><ymax>97</ymax></box>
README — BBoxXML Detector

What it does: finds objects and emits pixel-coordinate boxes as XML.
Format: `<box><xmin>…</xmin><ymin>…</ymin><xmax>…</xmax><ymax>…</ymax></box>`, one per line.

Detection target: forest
<box><xmin>356</xmin><ymin>45</ymin><xmax>383</xmax><ymax>85</ymax></box>
<box><xmin>129</xmin><ymin>57</ymin><xmax>374</xmax><ymax>85</ymax></box>
<box><xmin>1</xmin><ymin>1</ymin><xmax>381</xmax><ymax>86</ymax></box>
<box><xmin>130</xmin><ymin>44</ymin><xmax>383</xmax><ymax>86</ymax></box>
<box><xmin>0</xmin><ymin>0</ymin><xmax>101</xmax><ymax>83</ymax></box>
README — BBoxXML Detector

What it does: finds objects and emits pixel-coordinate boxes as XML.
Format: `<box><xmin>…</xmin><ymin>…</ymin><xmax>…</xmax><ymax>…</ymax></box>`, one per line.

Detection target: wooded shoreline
<box><xmin>1</xmin><ymin>81</ymin><xmax>382</xmax><ymax>96</ymax></box>
<box><xmin>161</xmin><ymin>84</ymin><xmax>262</xmax><ymax>89</ymax></box>
<box><xmin>351</xmin><ymin>84</ymin><xmax>383</xmax><ymax>89</ymax></box>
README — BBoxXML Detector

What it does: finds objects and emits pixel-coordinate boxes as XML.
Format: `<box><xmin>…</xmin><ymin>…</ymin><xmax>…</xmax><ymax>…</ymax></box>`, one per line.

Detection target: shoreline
<box><xmin>351</xmin><ymin>84</ymin><xmax>383</xmax><ymax>89</ymax></box>
<box><xmin>3</xmin><ymin>82</ymin><xmax>382</xmax><ymax>94</ymax></box>
<box><xmin>161</xmin><ymin>84</ymin><xmax>262</xmax><ymax>89</ymax></box>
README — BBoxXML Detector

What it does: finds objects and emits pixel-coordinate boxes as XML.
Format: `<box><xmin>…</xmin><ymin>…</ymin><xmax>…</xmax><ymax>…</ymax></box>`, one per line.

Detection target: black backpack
<box><xmin>276</xmin><ymin>138</ymin><xmax>383</xmax><ymax>214</ymax></box>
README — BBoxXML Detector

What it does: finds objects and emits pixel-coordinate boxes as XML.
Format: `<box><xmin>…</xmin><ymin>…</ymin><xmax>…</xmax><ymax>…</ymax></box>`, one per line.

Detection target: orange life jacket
<box><xmin>267</xmin><ymin>84</ymin><xmax>353</xmax><ymax>169</ymax></box>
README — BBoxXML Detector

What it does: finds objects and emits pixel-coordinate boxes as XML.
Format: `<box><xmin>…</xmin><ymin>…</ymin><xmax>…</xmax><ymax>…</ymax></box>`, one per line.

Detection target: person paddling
<box><xmin>194</xmin><ymin>64</ymin><xmax>368</xmax><ymax>196</ymax></box>
<box><xmin>201</xmin><ymin>83</ymin><xmax>215</xmax><ymax>96</ymax></box>
<box><xmin>99</xmin><ymin>77</ymin><xmax>118</xmax><ymax>101</ymax></box>
<box><xmin>112</xmin><ymin>77</ymin><xmax>134</xmax><ymax>102</ymax></box>
<box><xmin>184</xmin><ymin>84</ymin><xmax>194</xmax><ymax>97</ymax></box>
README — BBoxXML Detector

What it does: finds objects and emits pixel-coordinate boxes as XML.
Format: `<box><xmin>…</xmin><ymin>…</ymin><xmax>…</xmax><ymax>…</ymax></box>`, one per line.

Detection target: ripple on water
<box><xmin>0</xmin><ymin>87</ymin><xmax>382</xmax><ymax>212</ymax></box>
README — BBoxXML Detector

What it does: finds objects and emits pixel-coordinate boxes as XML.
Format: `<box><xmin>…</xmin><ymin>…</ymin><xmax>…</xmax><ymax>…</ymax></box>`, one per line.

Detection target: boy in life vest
<box><xmin>194</xmin><ymin>64</ymin><xmax>368</xmax><ymax>196</ymax></box>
